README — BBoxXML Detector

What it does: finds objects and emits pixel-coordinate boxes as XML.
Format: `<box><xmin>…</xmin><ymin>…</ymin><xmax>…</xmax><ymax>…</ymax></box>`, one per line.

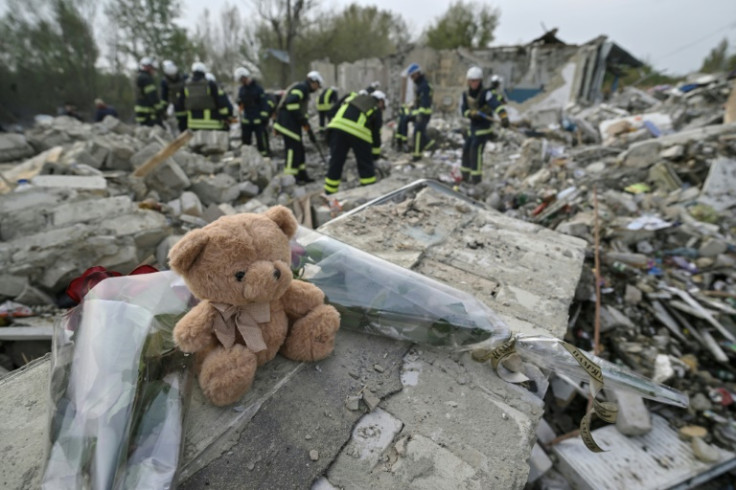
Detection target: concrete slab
<box><xmin>0</xmin><ymin>181</ymin><xmax>586</xmax><ymax>490</ymax></box>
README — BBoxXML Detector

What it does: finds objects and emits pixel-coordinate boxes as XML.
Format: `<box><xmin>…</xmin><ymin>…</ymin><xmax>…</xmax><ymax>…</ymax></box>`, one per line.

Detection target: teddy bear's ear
<box><xmin>168</xmin><ymin>229</ymin><xmax>210</xmax><ymax>274</ymax></box>
<box><xmin>264</xmin><ymin>205</ymin><xmax>298</xmax><ymax>238</ymax></box>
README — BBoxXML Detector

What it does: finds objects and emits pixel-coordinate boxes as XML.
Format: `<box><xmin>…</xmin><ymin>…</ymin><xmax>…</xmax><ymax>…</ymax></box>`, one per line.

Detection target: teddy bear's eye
<box><xmin>234</xmin><ymin>271</ymin><xmax>245</xmax><ymax>282</ymax></box>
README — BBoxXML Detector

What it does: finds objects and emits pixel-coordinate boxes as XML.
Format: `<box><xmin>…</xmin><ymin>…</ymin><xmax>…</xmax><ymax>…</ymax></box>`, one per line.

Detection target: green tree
<box><xmin>192</xmin><ymin>4</ymin><xmax>258</xmax><ymax>83</ymax></box>
<box><xmin>315</xmin><ymin>3</ymin><xmax>409</xmax><ymax>64</ymax></box>
<box><xmin>104</xmin><ymin>0</ymin><xmax>195</xmax><ymax>70</ymax></box>
<box><xmin>424</xmin><ymin>1</ymin><xmax>499</xmax><ymax>50</ymax></box>
<box><xmin>0</xmin><ymin>0</ymin><xmax>99</xmax><ymax>121</ymax></box>
<box><xmin>700</xmin><ymin>38</ymin><xmax>732</xmax><ymax>73</ymax></box>
<box><xmin>252</xmin><ymin>0</ymin><xmax>320</xmax><ymax>87</ymax></box>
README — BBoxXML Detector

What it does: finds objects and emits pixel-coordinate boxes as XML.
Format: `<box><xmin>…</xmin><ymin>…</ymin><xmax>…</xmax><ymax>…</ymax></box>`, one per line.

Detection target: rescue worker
<box><xmin>406</xmin><ymin>63</ymin><xmax>433</xmax><ymax>161</ymax></box>
<box><xmin>489</xmin><ymin>74</ymin><xmax>507</xmax><ymax>104</ymax></box>
<box><xmin>161</xmin><ymin>60</ymin><xmax>188</xmax><ymax>132</ymax></box>
<box><xmin>94</xmin><ymin>98</ymin><xmax>118</xmax><ymax>122</ymax></box>
<box><xmin>206</xmin><ymin>72</ymin><xmax>235</xmax><ymax>131</ymax></box>
<box><xmin>323</xmin><ymin>90</ymin><xmax>386</xmax><ymax>195</ymax></box>
<box><xmin>273</xmin><ymin>71</ymin><xmax>324</xmax><ymax>184</ymax></box>
<box><xmin>459</xmin><ymin>66</ymin><xmax>509</xmax><ymax>184</ymax></box>
<box><xmin>235</xmin><ymin>67</ymin><xmax>270</xmax><ymax>156</ymax></box>
<box><xmin>135</xmin><ymin>57</ymin><xmax>164</xmax><ymax>127</ymax></box>
<box><xmin>316</xmin><ymin>86</ymin><xmax>338</xmax><ymax>132</ymax></box>
<box><xmin>182</xmin><ymin>62</ymin><xmax>232</xmax><ymax>131</ymax></box>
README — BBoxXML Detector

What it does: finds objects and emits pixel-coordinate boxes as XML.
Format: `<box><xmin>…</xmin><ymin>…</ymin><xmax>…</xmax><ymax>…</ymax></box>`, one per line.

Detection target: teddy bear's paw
<box><xmin>281</xmin><ymin>304</ymin><xmax>340</xmax><ymax>362</ymax></box>
<box><xmin>199</xmin><ymin>344</ymin><xmax>258</xmax><ymax>406</ymax></box>
<box><xmin>174</xmin><ymin>325</ymin><xmax>213</xmax><ymax>354</ymax></box>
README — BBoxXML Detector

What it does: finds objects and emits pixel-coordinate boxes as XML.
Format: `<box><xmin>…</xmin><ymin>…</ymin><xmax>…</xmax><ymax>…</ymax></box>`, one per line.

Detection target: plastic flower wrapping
<box><xmin>41</xmin><ymin>183</ymin><xmax>689</xmax><ymax>487</ymax></box>
<box><xmin>42</xmin><ymin>271</ymin><xmax>194</xmax><ymax>490</ymax></box>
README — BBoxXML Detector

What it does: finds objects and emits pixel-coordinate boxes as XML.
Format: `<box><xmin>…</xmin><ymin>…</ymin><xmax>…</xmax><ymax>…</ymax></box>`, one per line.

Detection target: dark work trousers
<box><xmin>395</xmin><ymin>114</ymin><xmax>413</xmax><ymax>149</ymax></box>
<box><xmin>282</xmin><ymin>133</ymin><xmax>305</xmax><ymax>176</ymax></box>
<box><xmin>412</xmin><ymin>114</ymin><xmax>431</xmax><ymax>158</ymax></box>
<box><xmin>461</xmin><ymin>130</ymin><xmax>490</xmax><ymax>184</ymax></box>
<box><xmin>261</xmin><ymin>122</ymin><xmax>271</xmax><ymax>156</ymax></box>
<box><xmin>241</xmin><ymin>123</ymin><xmax>269</xmax><ymax>156</ymax></box>
<box><xmin>176</xmin><ymin>116</ymin><xmax>187</xmax><ymax>132</ymax></box>
<box><xmin>327</xmin><ymin>131</ymin><xmax>375</xmax><ymax>185</ymax></box>
<box><xmin>318</xmin><ymin>111</ymin><xmax>331</xmax><ymax>130</ymax></box>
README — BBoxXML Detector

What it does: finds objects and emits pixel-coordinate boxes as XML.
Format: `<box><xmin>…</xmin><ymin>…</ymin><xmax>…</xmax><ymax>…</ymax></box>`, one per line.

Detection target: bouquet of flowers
<box><xmin>42</xmin><ymin>271</ymin><xmax>195</xmax><ymax>490</ymax></box>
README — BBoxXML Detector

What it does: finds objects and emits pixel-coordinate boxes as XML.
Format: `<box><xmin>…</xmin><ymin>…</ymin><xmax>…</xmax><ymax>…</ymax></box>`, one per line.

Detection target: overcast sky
<box><xmin>183</xmin><ymin>0</ymin><xmax>736</xmax><ymax>76</ymax></box>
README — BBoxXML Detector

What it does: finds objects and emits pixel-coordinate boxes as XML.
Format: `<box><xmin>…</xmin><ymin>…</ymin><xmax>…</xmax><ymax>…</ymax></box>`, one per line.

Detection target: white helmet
<box><xmin>234</xmin><ymin>67</ymin><xmax>251</xmax><ymax>80</ymax></box>
<box><xmin>358</xmin><ymin>89</ymin><xmax>368</xmax><ymax>95</ymax></box>
<box><xmin>371</xmin><ymin>90</ymin><xmax>386</xmax><ymax>102</ymax></box>
<box><xmin>139</xmin><ymin>57</ymin><xmax>154</xmax><ymax>69</ymax></box>
<box><xmin>191</xmin><ymin>61</ymin><xmax>207</xmax><ymax>73</ymax></box>
<box><xmin>306</xmin><ymin>70</ymin><xmax>324</xmax><ymax>87</ymax></box>
<box><xmin>370</xmin><ymin>81</ymin><xmax>380</xmax><ymax>89</ymax></box>
<box><xmin>490</xmin><ymin>74</ymin><xmax>502</xmax><ymax>86</ymax></box>
<box><xmin>162</xmin><ymin>60</ymin><xmax>178</xmax><ymax>77</ymax></box>
<box><xmin>466</xmin><ymin>66</ymin><xmax>483</xmax><ymax>80</ymax></box>
<box><xmin>205</xmin><ymin>72</ymin><xmax>216</xmax><ymax>82</ymax></box>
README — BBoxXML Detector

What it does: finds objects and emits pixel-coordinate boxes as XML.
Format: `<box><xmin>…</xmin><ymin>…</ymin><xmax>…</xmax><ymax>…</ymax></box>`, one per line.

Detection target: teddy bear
<box><xmin>168</xmin><ymin>205</ymin><xmax>340</xmax><ymax>406</ymax></box>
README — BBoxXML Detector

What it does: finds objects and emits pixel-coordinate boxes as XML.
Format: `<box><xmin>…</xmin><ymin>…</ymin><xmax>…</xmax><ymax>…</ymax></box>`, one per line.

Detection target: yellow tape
<box><xmin>473</xmin><ymin>339</ymin><xmax>619</xmax><ymax>453</ymax></box>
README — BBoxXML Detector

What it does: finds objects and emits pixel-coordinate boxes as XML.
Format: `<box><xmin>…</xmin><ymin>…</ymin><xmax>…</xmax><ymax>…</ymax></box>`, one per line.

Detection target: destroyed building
<box><xmin>312</xmin><ymin>30</ymin><xmax>643</xmax><ymax>128</ymax></box>
<box><xmin>1</xmin><ymin>28</ymin><xmax>736</xmax><ymax>489</ymax></box>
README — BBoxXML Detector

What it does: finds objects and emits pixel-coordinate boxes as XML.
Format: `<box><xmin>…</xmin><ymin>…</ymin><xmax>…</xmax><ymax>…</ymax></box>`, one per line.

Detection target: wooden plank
<box><xmin>132</xmin><ymin>130</ymin><xmax>193</xmax><ymax>178</ymax></box>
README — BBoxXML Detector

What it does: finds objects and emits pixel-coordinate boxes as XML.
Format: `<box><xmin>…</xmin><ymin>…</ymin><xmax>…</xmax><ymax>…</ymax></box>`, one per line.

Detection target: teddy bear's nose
<box><xmin>273</xmin><ymin>268</ymin><xmax>281</xmax><ymax>280</ymax></box>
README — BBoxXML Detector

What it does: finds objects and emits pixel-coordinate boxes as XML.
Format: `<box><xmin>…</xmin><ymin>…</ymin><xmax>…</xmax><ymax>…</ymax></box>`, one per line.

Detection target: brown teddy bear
<box><xmin>168</xmin><ymin>206</ymin><xmax>340</xmax><ymax>406</ymax></box>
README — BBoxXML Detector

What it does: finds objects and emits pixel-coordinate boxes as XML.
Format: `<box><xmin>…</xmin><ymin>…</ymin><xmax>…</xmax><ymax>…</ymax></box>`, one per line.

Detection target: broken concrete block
<box><xmin>189</xmin><ymin>130</ymin><xmax>229</xmax><ymax>155</ymax></box>
<box><xmin>237</xmin><ymin>181</ymin><xmax>260</xmax><ymax>198</ymax></box>
<box><xmin>624</xmin><ymin>284</ymin><xmax>643</xmax><ymax>305</ymax></box>
<box><xmin>698</xmin><ymin>157</ymin><xmax>736</xmax><ymax>212</ymax></box>
<box><xmin>97</xmin><ymin>242</ymin><xmax>140</xmax><ymax>273</ymax></box>
<box><xmin>30</xmin><ymin>175</ymin><xmax>107</xmax><ymax>190</ymax></box>
<box><xmin>0</xmin><ymin>133</ymin><xmax>35</xmax><ymax>162</ymax></box>
<box><xmin>156</xmin><ymin>235</ymin><xmax>183</xmax><ymax>269</ymax></box>
<box><xmin>659</xmin><ymin>145</ymin><xmax>685</xmax><ymax>160</ymax></box>
<box><xmin>648</xmin><ymin>161</ymin><xmax>683</xmax><ymax>192</ymax></box>
<box><xmin>527</xmin><ymin>443</ymin><xmax>553</xmax><ymax>483</ymax></box>
<box><xmin>699</xmin><ymin>237</ymin><xmax>728</xmax><ymax>257</ymax></box>
<box><xmin>620</xmin><ymin>139</ymin><xmax>661</xmax><ymax>168</ymax></box>
<box><xmin>0</xmin><ymin>275</ymin><xmax>29</xmax><ymax>299</ymax></box>
<box><xmin>613</xmin><ymin>390</ymin><xmax>652</xmax><ymax>436</ymax></box>
<box><xmin>101</xmin><ymin>138</ymin><xmax>135</xmax><ymax>171</ymax></box>
<box><xmin>109</xmin><ymin>211</ymin><xmax>171</xmax><ymax>251</ymax></box>
<box><xmin>190</xmin><ymin>174</ymin><xmax>240</xmax><ymax>206</ymax></box>
<box><xmin>145</xmin><ymin>160</ymin><xmax>191</xmax><ymax>202</ymax></box>
<box><xmin>180</xmin><ymin>191</ymin><xmax>203</xmax><ymax>217</ymax></box>
<box><xmin>100</xmin><ymin>115</ymin><xmax>134</xmax><ymax>136</ymax></box>
<box><xmin>13</xmin><ymin>283</ymin><xmax>55</xmax><ymax>307</ymax></box>
<box><xmin>52</xmin><ymin>196</ymin><xmax>134</xmax><ymax>227</ymax></box>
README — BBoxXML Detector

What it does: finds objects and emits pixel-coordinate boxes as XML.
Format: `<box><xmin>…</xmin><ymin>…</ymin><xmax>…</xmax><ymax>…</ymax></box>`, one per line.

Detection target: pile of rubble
<box><xmin>1</xmin><ymin>71</ymin><xmax>735</xmax><ymax>486</ymax></box>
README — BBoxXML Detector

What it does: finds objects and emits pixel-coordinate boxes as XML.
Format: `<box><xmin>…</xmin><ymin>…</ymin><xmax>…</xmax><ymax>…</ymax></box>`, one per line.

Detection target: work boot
<box><xmin>295</xmin><ymin>170</ymin><xmax>315</xmax><ymax>184</ymax></box>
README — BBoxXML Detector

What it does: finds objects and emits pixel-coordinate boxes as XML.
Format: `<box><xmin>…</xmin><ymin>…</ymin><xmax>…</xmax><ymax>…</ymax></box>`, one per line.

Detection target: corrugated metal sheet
<box><xmin>553</xmin><ymin>414</ymin><xmax>736</xmax><ymax>490</ymax></box>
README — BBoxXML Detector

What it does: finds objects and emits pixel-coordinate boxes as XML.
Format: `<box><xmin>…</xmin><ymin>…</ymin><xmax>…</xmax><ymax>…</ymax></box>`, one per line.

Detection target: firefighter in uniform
<box><xmin>406</xmin><ymin>63</ymin><xmax>433</xmax><ymax>161</ymax></box>
<box><xmin>323</xmin><ymin>90</ymin><xmax>386</xmax><ymax>195</ymax></box>
<box><xmin>460</xmin><ymin>66</ymin><xmax>509</xmax><ymax>184</ymax></box>
<box><xmin>235</xmin><ymin>67</ymin><xmax>270</xmax><ymax>156</ymax></box>
<box><xmin>182</xmin><ymin>62</ymin><xmax>232</xmax><ymax>131</ymax></box>
<box><xmin>135</xmin><ymin>57</ymin><xmax>164</xmax><ymax>127</ymax></box>
<box><xmin>161</xmin><ymin>60</ymin><xmax>188</xmax><ymax>132</ymax></box>
<box><xmin>316</xmin><ymin>86</ymin><xmax>338</xmax><ymax>133</ymax></box>
<box><xmin>394</xmin><ymin>103</ymin><xmax>412</xmax><ymax>152</ymax></box>
<box><xmin>205</xmin><ymin>72</ymin><xmax>234</xmax><ymax>131</ymax></box>
<box><xmin>273</xmin><ymin>71</ymin><xmax>324</xmax><ymax>184</ymax></box>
